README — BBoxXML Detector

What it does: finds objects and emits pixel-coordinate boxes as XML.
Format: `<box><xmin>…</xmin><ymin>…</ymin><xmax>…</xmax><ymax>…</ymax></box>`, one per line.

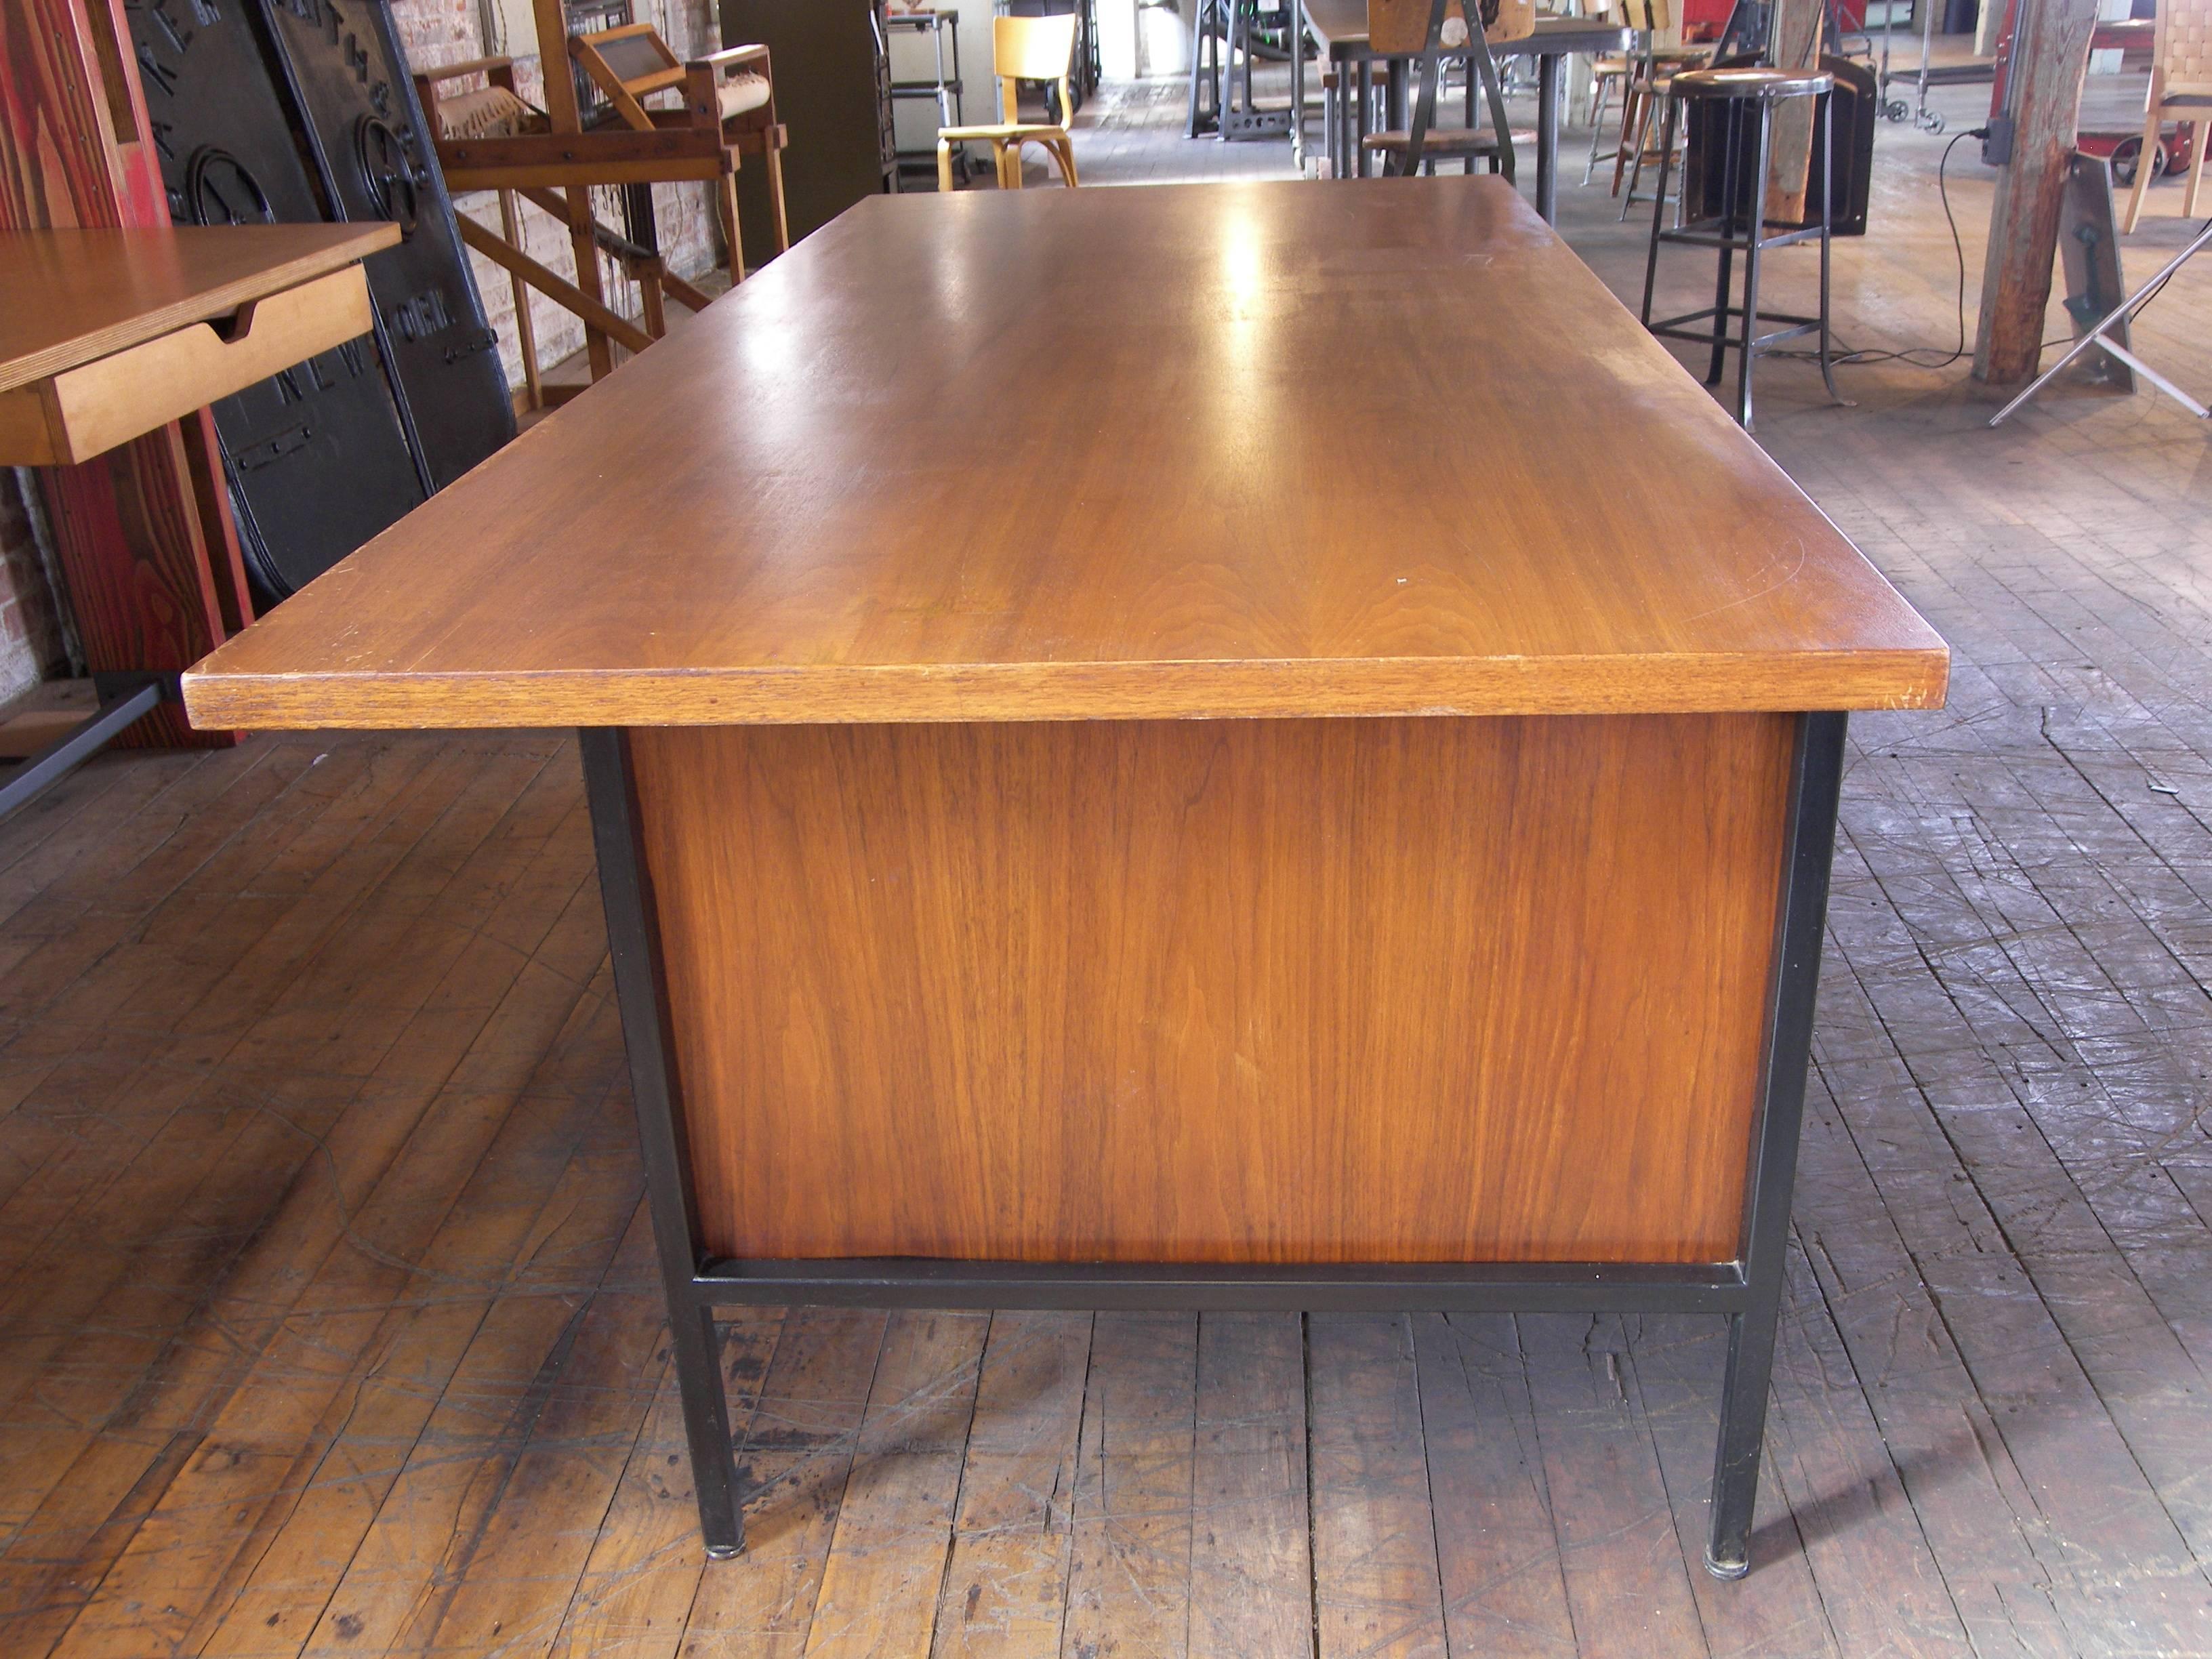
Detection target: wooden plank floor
<box><xmin>7</xmin><ymin>77</ymin><xmax>2212</xmax><ymax>1659</ymax></box>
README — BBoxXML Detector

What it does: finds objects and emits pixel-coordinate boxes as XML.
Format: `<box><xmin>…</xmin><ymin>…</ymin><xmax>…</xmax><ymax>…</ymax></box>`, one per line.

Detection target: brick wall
<box><xmin>0</xmin><ymin>472</ymin><xmax>68</xmax><ymax>703</ymax></box>
<box><xmin>392</xmin><ymin>0</ymin><xmax>726</xmax><ymax>392</ymax></box>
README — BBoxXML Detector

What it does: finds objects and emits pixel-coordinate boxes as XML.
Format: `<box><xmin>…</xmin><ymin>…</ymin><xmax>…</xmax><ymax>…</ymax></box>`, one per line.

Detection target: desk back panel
<box><xmin>630</xmin><ymin>711</ymin><xmax>1794</xmax><ymax>1265</ymax></box>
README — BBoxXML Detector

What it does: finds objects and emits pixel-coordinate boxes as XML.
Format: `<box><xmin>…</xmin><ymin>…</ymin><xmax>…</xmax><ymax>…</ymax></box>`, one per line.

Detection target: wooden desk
<box><xmin>0</xmin><ymin>224</ymin><xmax>398</xmax><ymax>467</ymax></box>
<box><xmin>0</xmin><ymin>222</ymin><xmax>396</xmax><ymax>821</ymax></box>
<box><xmin>183</xmin><ymin>179</ymin><xmax>1946</xmax><ymax>1576</ymax></box>
<box><xmin>1304</xmin><ymin>3</ymin><xmax>1629</xmax><ymax>216</ymax></box>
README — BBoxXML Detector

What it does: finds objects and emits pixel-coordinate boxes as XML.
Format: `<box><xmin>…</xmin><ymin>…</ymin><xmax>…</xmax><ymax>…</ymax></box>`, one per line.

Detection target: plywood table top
<box><xmin>0</xmin><ymin>224</ymin><xmax>401</xmax><ymax>395</ymax></box>
<box><xmin>183</xmin><ymin>178</ymin><xmax>1946</xmax><ymax>730</ymax></box>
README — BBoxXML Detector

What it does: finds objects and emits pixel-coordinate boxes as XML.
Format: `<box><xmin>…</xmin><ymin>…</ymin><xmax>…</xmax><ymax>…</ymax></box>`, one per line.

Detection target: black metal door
<box><xmin>126</xmin><ymin>0</ymin><xmax>429</xmax><ymax>601</ymax></box>
<box><xmin>259</xmin><ymin>0</ymin><xmax>516</xmax><ymax>490</ymax></box>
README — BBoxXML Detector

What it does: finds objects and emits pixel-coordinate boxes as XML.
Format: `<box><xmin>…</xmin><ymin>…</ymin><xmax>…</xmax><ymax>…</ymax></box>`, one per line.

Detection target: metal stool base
<box><xmin>1637</xmin><ymin>81</ymin><xmax>1849</xmax><ymax>432</ymax></box>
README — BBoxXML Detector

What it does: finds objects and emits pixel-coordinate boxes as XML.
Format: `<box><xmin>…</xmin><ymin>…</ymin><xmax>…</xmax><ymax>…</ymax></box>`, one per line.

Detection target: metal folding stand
<box><xmin>0</xmin><ymin>673</ymin><xmax>174</xmax><ymax>825</ymax></box>
<box><xmin>1990</xmin><ymin>217</ymin><xmax>2212</xmax><ymax>426</ymax></box>
<box><xmin>1189</xmin><ymin>0</ymin><xmax>1295</xmax><ymax>139</ymax></box>
<box><xmin>580</xmin><ymin>710</ymin><xmax>1849</xmax><ymax>1578</ymax></box>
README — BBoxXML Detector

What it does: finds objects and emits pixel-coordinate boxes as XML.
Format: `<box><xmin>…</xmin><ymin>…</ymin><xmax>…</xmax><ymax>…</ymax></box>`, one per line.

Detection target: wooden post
<box><xmin>1971</xmin><ymin>0</ymin><xmax>2100</xmax><ymax>384</ymax></box>
<box><xmin>529</xmin><ymin>0</ymin><xmax>618</xmax><ymax>380</ymax></box>
<box><xmin>0</xmin><ymin>0</ymin><xmax>253</xmax><ymax>746</ymax></box>
<box><xmin>1766</xmin><ymin>0</ymin><xmax>1823</xmax><ymax>222</ymax></box>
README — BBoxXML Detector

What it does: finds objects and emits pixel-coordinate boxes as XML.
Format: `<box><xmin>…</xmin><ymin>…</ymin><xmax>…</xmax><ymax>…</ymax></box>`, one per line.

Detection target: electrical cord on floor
<box><xmin>1816</xmin><ymin>129</ymin><xmax>1980</xmax><ymax>369</ymax></box>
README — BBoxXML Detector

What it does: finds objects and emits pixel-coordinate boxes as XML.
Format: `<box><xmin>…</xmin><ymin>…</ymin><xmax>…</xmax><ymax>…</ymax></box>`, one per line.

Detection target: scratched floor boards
<box><xmin>4</xmin><ymin>72</ymin><xmax>2212</xmax><ymax>1659</ymax></box>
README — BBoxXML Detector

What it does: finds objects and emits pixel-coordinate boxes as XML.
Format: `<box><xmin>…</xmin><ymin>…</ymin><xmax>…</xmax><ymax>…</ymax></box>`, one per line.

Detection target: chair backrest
<box><xmin>2157</xmin><ymin>0</ymin><xmax>2212</xmax><ymax>90</ymax></box>
<box><xmin>994</xmin><ymin>13</ymin><xmax>1078</xmax><ymax>81</ymax></box>
<box><xmin>1370</xmin><ymin>0</ymin><xmax>1532</xmax><ymax>54</ymax></box>
<box><xmin>991</xmin><ymin>13</ymin><xmax>1077</xmax><ymax>127</ymax></box>
<box><xmin>1609</xmin><ymin>0</ymin><xmax>1670</xmax><ymax>33</ymax></box>
<box><xmin>573</xmin><ymin>23</ymin><xmax>684</xmax><ymax>130</ymax></box>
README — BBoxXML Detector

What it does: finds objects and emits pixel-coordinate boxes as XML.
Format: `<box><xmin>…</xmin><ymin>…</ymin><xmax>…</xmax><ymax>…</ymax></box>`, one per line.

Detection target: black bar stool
<box><xmin>1638</xmin><ymin>65</ymin><xmax>1847</xmax><ymax>432</ymax></box>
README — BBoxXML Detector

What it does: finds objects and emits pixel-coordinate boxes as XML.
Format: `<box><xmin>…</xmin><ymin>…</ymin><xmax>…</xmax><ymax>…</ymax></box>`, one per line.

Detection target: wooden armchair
<box><xmin>571</xmin><ymin>22</ymin><xmax>792</xmax><ymax>264</ymax></box>
<box><xmin>935</xmin><ymin>14</ymin><xmax>1080</xmax><ymax>190</ymax></box>
<box><xmin>2120</xmin><ymin>0</ymin><xmax>2212</xmax><ymax>230</ymax></box>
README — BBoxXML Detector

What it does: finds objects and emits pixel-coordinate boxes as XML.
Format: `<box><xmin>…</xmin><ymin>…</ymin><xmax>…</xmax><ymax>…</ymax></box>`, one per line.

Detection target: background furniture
<box><xmin>0</xmin><ymin>222</ymin><xmax>395</xmax><ymax>815</ymax></box>
<box><xmin>184</xmin><ymin>176</ymin><xmax>1948</xmax><ymax>1581</ymax></box>
<box><xmin>2121</xmin><ymin>0</ymin><xmax>2212</xmax><ymax>230</ymax></box>
<box><xmin>1305</xmin><ymin>1</ymin><xmax>1630</xmax><ymax>216</ymax></box>
<box><xmin>1640</xmin><ymin>64</ymin><xmax>1845</xmax><ymax>430</ymax></box>
<box><xmin>125</xmin><ymin>0</ymin><xmax>515</xmax><ymax>600</ymax></box>
<box><xmin>885</xmin><ymin>9</ymin><xmax>970</xmax><ymax>183</ymax></box>
<box><xmin>718</xmin><ymin>0</ymin><xmax>899</xmax><ymax>260</ymax></box>
<box><xmin>937</xmin><ymin>14</ymin><xmax>1082</xmax><ymax>186</ymax></box>
<box><xmin>3</xmin><ymin>0</ymin><xmax>326</xmax><ymax>749</ymax></box>
<box><xmin>1189</xmin><ymin>0</ymin><xmax>1299</xmax><ymax>138</ymax></box>
<box><xmin>571</xmin><ymin>23</ymin><xmax>793</xmax><ymax>264</ymax></box>
<box><xmin>417</xmin><ymin>0</ymin><xmax>787</xmax><ymax>387</ymax></box>
<box><xmin>1362</xmin><ymin>0</ymin><xmax>1533</xmax><ymax>176</ymax></box>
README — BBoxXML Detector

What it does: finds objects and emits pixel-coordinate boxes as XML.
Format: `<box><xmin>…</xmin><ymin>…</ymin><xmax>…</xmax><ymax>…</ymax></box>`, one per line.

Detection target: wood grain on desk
<box><xmin>0</xmin><ymin>224</ymin><xmax>400</xmax><ymax>394</ymax></box>
<box><xmin>636</xmin><ymin>712</ymin><xmax>1792</xmax><ymax>1263</ymax></box>
<box><xmin>183</xmin><ymin>179</ymin><xmax>1946</xmax><ymax>729</ymax></box>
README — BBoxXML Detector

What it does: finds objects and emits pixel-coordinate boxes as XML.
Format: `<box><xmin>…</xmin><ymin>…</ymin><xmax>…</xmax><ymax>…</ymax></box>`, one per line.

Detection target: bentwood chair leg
<box><xmin>938</xmin><ymin>138</ymin><xmax>956</xmax><ymax>192</ymax></box>
<box><xmin>1737</xmin><ymin>102</ymin><xmax>1774</xmax><ymax>432</ymax></box>
<box><xmin>2186</xmin><ymin>117</ymin><xmax>2210</xmax><ymax>216</ymax></box>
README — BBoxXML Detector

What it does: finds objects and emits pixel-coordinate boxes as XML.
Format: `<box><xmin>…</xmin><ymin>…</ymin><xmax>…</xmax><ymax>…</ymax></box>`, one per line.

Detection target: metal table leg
<box><xmin>1536</xmin><ymin>49</ymin><xmax>1562</xmax><ymax>222</ymax></box>
<box><xmin>0</xmin><ymin>672</ymin><xmax>172</xmax><ymax>825</ymax></box>
<box><xmin>1705</xmin><ymin>709</ymin><xmax>1845</xmax><ymax>1578</ymax></box>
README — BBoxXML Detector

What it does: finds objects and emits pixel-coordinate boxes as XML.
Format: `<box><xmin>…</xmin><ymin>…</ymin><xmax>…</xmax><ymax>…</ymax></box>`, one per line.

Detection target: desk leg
<box><xmin>1706</xmin><ymin>709</ymin><xmax>1845</xmax><ymax>1579</ymax></box>
<box><xmin>581</xmin><ymin>726</ymin><xmax>745</xmax><ymax>1559</ymax></box>
<box><xmin>1536</xmin><ymin>52</ymin><xmax>1562</xmax><ymax>223</ymax></box>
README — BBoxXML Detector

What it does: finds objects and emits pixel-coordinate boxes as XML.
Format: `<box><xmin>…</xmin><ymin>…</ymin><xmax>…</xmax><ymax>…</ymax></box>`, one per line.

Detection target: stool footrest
<box><xmin>1659</xmin><ymin>220</ymin><xmax>1830</xmax><ymax>254</ymax></box>
<box><xmin>1650</xmin><ymin>308</ymin><xmax>1824</xmax><ymax>354</ymax></box>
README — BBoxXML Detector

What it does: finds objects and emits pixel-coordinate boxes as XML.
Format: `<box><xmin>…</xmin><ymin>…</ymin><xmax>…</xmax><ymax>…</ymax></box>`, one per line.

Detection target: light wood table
<box><xmin>183</xmin><ymin>179</ymin><xmax>1946</xmax><ymax>1577</ymax></box>
<box><xmin>0</xmin><ymin>222</ymin><xmax>396</xmax><ymax>819</ymax></box>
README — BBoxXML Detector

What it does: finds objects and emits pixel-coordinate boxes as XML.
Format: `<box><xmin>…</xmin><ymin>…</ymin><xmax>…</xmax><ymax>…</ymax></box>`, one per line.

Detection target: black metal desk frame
<box><xmin>0</xmin><ymin>673</ymin><xmax>176</xmax><ymax>825</ymax></box>
<box><xmin>579</xmin><ymin>709</ymin><xmax>1847</xmax><ymax>1582</ymax></box>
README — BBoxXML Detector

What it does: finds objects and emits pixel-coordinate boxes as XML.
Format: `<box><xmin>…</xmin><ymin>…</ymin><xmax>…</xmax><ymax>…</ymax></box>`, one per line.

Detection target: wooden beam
<box><xmin>1971</xmin><ymin>0</ymin><xmax>2100</xmax><ymax>384</ymax></box>
<box><xmin>452</xmin><ymin>215</ymin><xmax>655</xmax><ymax>355</ymax></box>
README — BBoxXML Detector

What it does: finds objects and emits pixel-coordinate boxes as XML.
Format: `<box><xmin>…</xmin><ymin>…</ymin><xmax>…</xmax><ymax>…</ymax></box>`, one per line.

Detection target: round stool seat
<box><xmin>1668</xmin><ymin>66</ymin><xmax>1832</xmax><ymax>100</ymax></box>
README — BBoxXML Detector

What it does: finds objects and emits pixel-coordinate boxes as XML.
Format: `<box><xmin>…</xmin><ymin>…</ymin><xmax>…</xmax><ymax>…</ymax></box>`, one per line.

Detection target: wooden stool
<box><xmin>1364</xmin><ymin>124</ymin><xmax>1506</xmax><ymax>173</ymax></box>
<box><xmin>1638</xmin><ymin>64</ymin><xmax>1847</xmax><ymax>432</ymax></box>
<box><xmin>1611</xmin><ymin>47</ymin><xmax>1704</xmax><ymax>205</ymax></box>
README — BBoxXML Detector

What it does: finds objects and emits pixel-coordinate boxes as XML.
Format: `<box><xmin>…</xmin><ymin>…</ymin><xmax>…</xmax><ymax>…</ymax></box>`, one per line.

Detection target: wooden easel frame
<box><xmin>412</xmin><ymin>0</ymin><xmax>787</xmax><ymax>394</ymax></box>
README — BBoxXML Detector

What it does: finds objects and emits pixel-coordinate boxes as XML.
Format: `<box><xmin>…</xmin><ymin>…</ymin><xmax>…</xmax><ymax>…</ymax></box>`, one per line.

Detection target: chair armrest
<box><xmin>419</xmin><ymin>54</ymin><xmax>514</xmax><ymax>84</ymax></box>
<box><xmin>690</xmin><ymin>43</ymin><xmax>770</xmax><ymax>70</ymax></box>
